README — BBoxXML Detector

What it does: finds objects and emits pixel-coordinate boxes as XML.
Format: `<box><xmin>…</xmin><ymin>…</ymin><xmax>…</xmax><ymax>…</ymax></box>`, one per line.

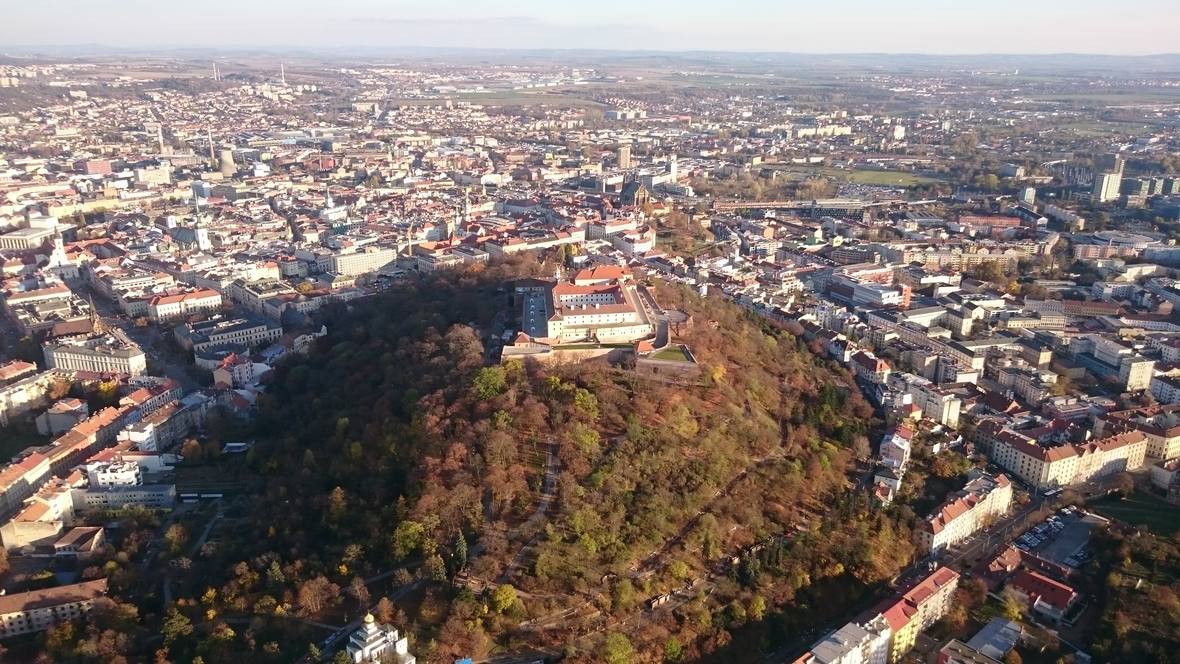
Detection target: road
<box><xmin>82</xmin><ymin>285</ymin><xmax>201</xmax><ymax>392</ymax></box>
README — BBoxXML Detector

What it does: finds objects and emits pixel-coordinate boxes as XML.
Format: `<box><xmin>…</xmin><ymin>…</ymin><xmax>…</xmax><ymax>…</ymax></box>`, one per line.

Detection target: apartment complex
<box><xmin>990</xmin><ymin>429</ymin><xmax>1147</xmax><ymax>490</ymax></box>
<box><xmin>918</xmin><ymin>472</ymin><xmax>1013</xmax><ymax>553</ymax></box>
<box><xmin>794</xmin><ymin>614</ymin><xmax>892</xmax><ymax>664</ymax></box>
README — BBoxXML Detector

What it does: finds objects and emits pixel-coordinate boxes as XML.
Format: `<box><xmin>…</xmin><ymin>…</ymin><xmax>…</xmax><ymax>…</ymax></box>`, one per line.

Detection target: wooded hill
<box><xmin>46</xmin><ymin>257</ymin><xmax>918</xmax><ymax>664</ymax></box>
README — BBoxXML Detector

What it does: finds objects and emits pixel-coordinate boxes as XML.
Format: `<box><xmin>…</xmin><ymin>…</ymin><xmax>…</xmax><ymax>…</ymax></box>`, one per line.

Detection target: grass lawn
<box><xmin>1092</xmin><ymin>491</ymin><xmax>1180</xmax><ymax>537</ymax></box>
<box><xmin>651</xmin><ymin>346</ymin><xmax>693</xmax><ymax>362</ymax></box>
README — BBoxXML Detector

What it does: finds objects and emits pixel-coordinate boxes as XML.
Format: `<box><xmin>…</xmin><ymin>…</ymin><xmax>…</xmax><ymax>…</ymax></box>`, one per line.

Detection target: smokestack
<box><xmin>280</xmin><ymin>63</ymin><xmax>286</xmax><ymax>86</ymax></box>
<box><xmin>207</xmin><ymin>130</ymin><xmax>216</xmax><ymax>164</ymax></box>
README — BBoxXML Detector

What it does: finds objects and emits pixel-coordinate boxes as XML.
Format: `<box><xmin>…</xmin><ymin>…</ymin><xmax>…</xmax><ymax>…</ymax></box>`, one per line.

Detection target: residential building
<box><xmin>989</xmin><ymin>429</ymin><xmax>1147</xmax><ymax>490</ymax></box>
<box><xmin>0</xmin><ymin>579</ymin><xmax>108</xmax><ymax>638</ymax></box>
<box><xmin>879</xmin><ymin>426</ymin><xmax>913</xmax><ymax>469</ymax></box>
<box><xmin>1096</xmin><ymin>405</ymin><xmax>1180</xmax><ymax>461</ymax></box>
<box><xmin>1092</xmin><ymin>172</ymin><xmax>1121</xmax><ymax>203</ymax></box>
<box><xmin>799</xmin><ymin>614</ymin><xmax>892</xmax><ymax>664</ymax></box>
<box><xmin>1006</xmin><ymin>570</ymin><xmax>1078</xmax><ymax>624</ymax></box>
<box><xmin>918</xmin><ymin>472</ymin><xmax>1013</xmax><ymax>553</ymax></box>
<box><xmin>877</xmin><ymin>566</ymin><xmax>960</xmax><ymax>662</ymax></box>
<box><xmin>44</xmin><ymin>335</ymin><xmax>146</xmax><ymax>375</ymax></box>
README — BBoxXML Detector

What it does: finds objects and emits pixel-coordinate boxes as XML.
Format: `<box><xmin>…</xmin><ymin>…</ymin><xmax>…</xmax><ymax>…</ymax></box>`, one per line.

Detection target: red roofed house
<box><xmin>1006</xmin><ymin>569</ymin><xmax>1078</xmax><ymax>624</ymax></box>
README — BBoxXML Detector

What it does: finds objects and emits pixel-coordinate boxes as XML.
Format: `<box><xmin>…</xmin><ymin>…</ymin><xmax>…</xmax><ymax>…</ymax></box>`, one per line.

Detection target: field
<box><xmin>1092</xmin><ymin>491</ymin><xmax>1180</xmax><ymax>536</ymax></box>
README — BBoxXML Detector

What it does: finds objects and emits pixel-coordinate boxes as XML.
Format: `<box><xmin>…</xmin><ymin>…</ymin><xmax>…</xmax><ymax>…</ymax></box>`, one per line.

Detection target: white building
<box><xmin>345</xmin><ymin>613</ymin><xmax>415</xmax><ymax>663</ymax></box>
<box><xmin>44</xmin><ymin>336</ymin><xmax>146</xmax><ymax>375</ymax></box>
<box><xmin>918</xmin><ymin>472</ymin><xmax>1013</xmax><ymax>554</ymax></box>
<box><xmin>0</xmin><ymin>579</ymin><xmax>107</xmax><ymax>638</ymax></box>
<box><xmin>148</xmin><ymin>289</ymin><xmax>223</xmax><ymax>322</ymax></box>
<box><xmin>803</xmin><ymin>614</ymin><xmax>892</xmax><ymax>664</ymax></box>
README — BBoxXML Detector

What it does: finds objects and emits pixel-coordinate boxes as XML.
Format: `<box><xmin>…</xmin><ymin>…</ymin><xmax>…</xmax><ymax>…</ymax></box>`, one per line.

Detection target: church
<box><xmin>344</xmin><ymin>612</ymin><xmax>415</xmax><ymax>663</ymax></box>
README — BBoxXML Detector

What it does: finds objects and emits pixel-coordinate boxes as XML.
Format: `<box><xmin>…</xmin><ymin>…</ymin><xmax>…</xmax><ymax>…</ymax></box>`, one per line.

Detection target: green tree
<box><xmin>391</xmin><ymin>520</ymin><xmax>424</xmax><ymax>560</ymax></box>
<box><xmin>603</xmin><ymin>633</ymin><xmax>635</xmax><ymax>664</ymax></box>
<box><xmin>162</xmin><ymin>608</ymin><xmax>193</xmax><ymax>644</ymax></box>
<box><xmin>664</xmin><ymin>636</ymin><xmax>684</xmax><ymax>662</ymax></box>
<box><xmin>472</xmin><ymin>366</ymin><xmax>506</xmax><ymax>399</ymax></box>
<box><xmin>491</xmin><ymin>583</ymin><xmax>518</xmax><ymax>614</ymax></box>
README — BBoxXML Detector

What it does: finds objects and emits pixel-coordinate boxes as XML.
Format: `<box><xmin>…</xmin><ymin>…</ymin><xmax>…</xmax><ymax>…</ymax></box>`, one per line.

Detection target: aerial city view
<box><xmin>0</xmin><ymin>1</ymin><xmax>1178</xmax><ymax>663</ymax></box>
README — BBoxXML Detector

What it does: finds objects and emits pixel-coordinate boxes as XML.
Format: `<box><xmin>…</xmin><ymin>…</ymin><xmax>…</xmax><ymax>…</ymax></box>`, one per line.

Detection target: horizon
<box><xmin>3</xmin><ymin>0</ymin><xmax>1178</xmax><ymax>56</ymax></box>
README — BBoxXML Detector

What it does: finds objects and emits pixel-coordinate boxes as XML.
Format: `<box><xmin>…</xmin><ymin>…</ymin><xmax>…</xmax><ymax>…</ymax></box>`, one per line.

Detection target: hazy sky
<box><xmin>3</xmin><ymin>0</ymin><xmax>1177</xmax><ymax>55</ymax></box>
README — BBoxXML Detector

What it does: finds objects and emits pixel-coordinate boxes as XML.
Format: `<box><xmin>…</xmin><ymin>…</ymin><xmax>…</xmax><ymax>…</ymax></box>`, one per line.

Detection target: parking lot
<box><xmin>1015</xmin><ymin>507</ymin><xmax>1106</xmax><ymax>569</ymax></box>
<box><xmin>521</xmin><ymin>291</ymin><xmax>550</xmax><ymax>338</ymax></box>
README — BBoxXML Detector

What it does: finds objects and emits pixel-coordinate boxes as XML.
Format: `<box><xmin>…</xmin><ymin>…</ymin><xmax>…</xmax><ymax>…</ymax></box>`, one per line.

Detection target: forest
<box><xmin>26</xmin><ymin>256</ymin><xmax>917</xmax><ymax>663</ymax></box>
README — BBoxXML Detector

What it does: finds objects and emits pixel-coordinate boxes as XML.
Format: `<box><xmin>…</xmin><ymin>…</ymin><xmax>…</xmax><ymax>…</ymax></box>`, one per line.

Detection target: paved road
<box><xmin>80</xmin><ymin>285</ymin><xmax>201</xmax><ymax>391</ymax></box>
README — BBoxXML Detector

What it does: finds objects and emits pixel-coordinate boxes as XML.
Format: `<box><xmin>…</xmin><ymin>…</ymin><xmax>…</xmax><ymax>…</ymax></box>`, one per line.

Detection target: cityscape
<box><xmin>0</xmin><ymin>3</ymin><xmax>1179</xmax><ymax>664</ymax></box>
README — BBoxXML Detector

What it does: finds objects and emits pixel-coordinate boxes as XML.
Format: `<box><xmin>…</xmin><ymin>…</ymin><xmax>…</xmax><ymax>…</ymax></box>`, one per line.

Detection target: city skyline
<box><xmin>2</xmin><ymin>0</ymin><xmax>1179</xmax><ymax>56</ymax></box>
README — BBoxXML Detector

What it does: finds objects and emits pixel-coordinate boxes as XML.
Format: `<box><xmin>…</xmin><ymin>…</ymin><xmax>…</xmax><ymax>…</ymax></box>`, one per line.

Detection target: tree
<box><xmin>664</xmin><ymin>637</ymin><xmax>684</xmax><ymax>662</ymax></box>
<box><xmin>602</xmin><ymin>633</ymin><xmax>634</xmax><ymax>664</ymax></box>
<box><xmin>179</xmin><ymin>439</ymin><xmax>203</xmax><ymax>464</ymax></box>
<box><xmin>297</xmin><ymin>576</ymin><xmax>341</xmax><ymax>616</ymax></box>
<box><xmin>472</xmin><ymin>366</ymin><xmax>506</xmax><ymax>399</ymax></box>
<box><xmin>1000</xmin><ymin>588</ymin><xmax>1025</xmax><ymax>621</ymax></box>
<box><xmin>1112</xmin><ymin>472</ymin><xmax>1135</xmax><ymax>498</ymax></box>
<box><xmin>347</xmin><ymin>576</ymin><xmax>370</xmax><ymax>611</ymax></box>
<box><xmin>491</xmin><ymin>583</ymin><xmax>518</xmax><ymax>614</ymax></box>
<box><xmin>164</xmin><ymin>524</ymin><xmax>188</xmax><ymax>555</ymax></box>
<box><xmin>162</xmin><ymin>608</ymin><xmax>193</xmax><ymax>644</ymax></box>
<box><xmin>374</xmin><ymin>597</ymin><xmax>396</xmax><ymax>624</ymax></box>
<box><xmin>851</xmin><ymin>435</ymin><xmax>871</xmax><ymax>460</ymax></box>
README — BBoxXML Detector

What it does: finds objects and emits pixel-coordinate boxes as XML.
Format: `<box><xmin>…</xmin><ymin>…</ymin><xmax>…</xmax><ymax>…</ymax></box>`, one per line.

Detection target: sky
<box><xmin>3</xmin><ymin>0</ymin><xmax>1178</xmax><ymax>55</ymax></box>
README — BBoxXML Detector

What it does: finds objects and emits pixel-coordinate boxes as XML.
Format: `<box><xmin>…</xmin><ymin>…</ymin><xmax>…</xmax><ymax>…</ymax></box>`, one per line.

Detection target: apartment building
<box><xmin>795</xmin><ymin>614</ymin><xmax>892</xmax><ymax>664</ymax></box>
<box><xmin>1095</xmin><ymin>405</ymin><xmax>1180</xmax><ymax>461</ymax></box>
<box><xmin>990</xmin><ymin>429</ymin><xmax>1147</xmax><ymax>490</ymax></box>
<box><xmin>877</xmin><ymin>566</ymin><xmax>960</xmax><ymax>663</ymax></box>
<box><xmin>0</xmin><ymin>579</ymin><xmax>108</xmax><ymax>638</ymax></box>
<box><xmin>918</xmin><ymin>472</ymin><xmax>1012</xmax><ymax>553</ymax></box>
<box><xmin>43</xmin><ymin>336</ymin><xmax>146</xmax><ymax>375</ymax></box>
<box><xmin>147</xmin><ymin>289</ymin><xmax>222</xmax><ymax>322</ymax></box>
